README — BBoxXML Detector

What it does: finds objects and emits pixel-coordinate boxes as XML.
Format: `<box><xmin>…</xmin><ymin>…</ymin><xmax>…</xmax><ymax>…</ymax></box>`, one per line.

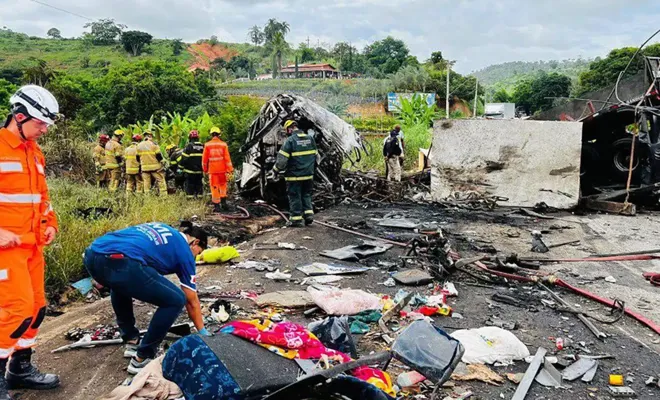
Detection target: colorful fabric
<box><xmin>162</xmin><ymin>334</ymin><xmax>241</xmax><ymax>400</ymax></box>
<box><xmin>220</xmin><ymin>320</ymin><xmax>394</xmax><ymax>396</ymax></box>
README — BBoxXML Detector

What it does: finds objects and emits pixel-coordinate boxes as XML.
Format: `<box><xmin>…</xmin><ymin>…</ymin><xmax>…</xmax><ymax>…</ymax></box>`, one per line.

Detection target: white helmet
<box><xmin>9</xmin><ymin>85</ymin><xmax>60</xmax><ymax>126</ymax></box>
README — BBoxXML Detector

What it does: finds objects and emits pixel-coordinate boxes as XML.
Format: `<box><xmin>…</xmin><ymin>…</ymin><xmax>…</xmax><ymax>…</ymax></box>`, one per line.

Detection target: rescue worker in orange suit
<box><xmin>138</xmin><ymin>132</ymin><xmax>167</xmax><ymax>195</ymax></box>
<box><xmin>0</xmin><ymin>85</ymin><xmax>61</xmax><ymax>400</ymax></box>
<box><xmin>93</xmin><ymin>134</ymin><xmax>110</xmax><ymax>188</ymax></box>
<box><xmin>202</xmin><ymin>126</ymin><xmax>233</xmax><ymax>212</ymax></box>
<box><xmin>180</xmin><ymin>130</ymin><xmax>204</xmax><ymax>199</ymax></box>
<box><xmin>124</xmin><ymin>134</ymin><xmax>143</xmax><ymax>194</ymax></box>
<box><xmin>105</xmin><ymin>130</ymin><xmax>125</xmax><ymax>192</ymax></box>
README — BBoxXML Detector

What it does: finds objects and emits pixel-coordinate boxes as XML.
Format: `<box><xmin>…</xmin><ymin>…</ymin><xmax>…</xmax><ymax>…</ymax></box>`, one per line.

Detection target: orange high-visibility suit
<box><xmin>0</xmin><ymin>127</ymin><xmax>58</xmax><ymax>360</ymax></box>
<box><xmin>202</xmin><ymin>137</ymin><xmax>233</xmax><ymax>204</ymax></box>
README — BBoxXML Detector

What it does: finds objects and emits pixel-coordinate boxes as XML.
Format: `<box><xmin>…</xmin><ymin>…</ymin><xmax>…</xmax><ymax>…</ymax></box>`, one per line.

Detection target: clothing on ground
<box><xmin>101</xmin><ymin>355</ymin><xmax>182</xmax><ymax>400</ymax></box>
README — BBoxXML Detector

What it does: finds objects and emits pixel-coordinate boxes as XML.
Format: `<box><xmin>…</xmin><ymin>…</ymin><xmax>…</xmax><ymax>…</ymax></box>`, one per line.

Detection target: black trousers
<box><xmin>184</xmin><ymin>173</ymin><xmax>203</xmax><ymax>197</ymax></box>
<box><xmin>287</xmin><ymin>180</ymin><xmax>314</xmax><ymax>223</ymax></box>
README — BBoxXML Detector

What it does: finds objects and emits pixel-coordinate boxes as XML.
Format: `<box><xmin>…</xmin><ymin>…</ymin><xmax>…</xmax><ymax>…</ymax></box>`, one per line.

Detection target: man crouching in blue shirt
<box><xmin>83</xmin><ymin>221</ymin><xmax>211</xmax><ymax>375</ymax></box>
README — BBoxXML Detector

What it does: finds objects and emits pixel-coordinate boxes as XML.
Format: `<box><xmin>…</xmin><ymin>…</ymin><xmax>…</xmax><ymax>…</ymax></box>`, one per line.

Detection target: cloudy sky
<box><xmin>1</xmin><ymin>0</ymin><xmax>659</xmax><ymax>73</ymax></box>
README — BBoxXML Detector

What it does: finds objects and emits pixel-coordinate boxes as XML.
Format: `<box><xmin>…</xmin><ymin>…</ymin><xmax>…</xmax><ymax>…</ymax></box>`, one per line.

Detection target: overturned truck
<box><xmin>239</xmin><ymin>94</ymin><xmax>367</xmax><ymax>205</ymax></box>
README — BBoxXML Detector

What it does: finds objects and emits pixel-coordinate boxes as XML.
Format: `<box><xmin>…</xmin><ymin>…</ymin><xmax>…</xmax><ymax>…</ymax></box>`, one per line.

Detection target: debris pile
<box><xmin>239</xmin><ymin>93</ymin><xmax>367</xmax><ymax>203</ymax></box>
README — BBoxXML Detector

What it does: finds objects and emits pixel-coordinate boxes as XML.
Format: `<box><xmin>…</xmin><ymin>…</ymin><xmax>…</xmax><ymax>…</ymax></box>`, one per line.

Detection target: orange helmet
<box><xmin>132</xmin><ymin>134</ymin><xmax>143</xmax><ymax>142</ymax></box>
<box><xmin>99</xmin><ymin>134</ymin><xmax>110</xmax><ymax>144</ymax></box>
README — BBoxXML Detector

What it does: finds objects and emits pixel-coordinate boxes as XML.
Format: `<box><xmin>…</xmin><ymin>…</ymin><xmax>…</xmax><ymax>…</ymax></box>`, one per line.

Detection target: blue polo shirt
<box><xmin>89</xmin><ymin>222</ymin><xmax>197</xmax><ymax>291</ymax></box>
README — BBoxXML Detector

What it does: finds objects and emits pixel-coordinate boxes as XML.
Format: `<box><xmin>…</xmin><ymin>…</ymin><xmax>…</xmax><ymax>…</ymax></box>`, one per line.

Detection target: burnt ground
<box><xmin>13</xmin><ymin>202</ymin><xmax>660</xmax><ymax>400</ymax></box>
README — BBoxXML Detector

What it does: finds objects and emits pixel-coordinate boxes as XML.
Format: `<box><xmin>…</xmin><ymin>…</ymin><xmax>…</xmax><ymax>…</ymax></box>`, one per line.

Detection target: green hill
<box><xmin>0</xmin><ymin>28</ymin><xmax>196</xmax><ymax>79</ymax></box>
<box><xmin>472</xmin><ymin>59</ymin><xmax>591</xmax><ymax>91</ymax></box>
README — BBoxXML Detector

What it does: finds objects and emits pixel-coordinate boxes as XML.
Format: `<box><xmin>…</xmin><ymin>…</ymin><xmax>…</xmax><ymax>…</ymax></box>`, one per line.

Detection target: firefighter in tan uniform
<box><xmin>105</xmin><ymin>130</ymin><xmax>125</xmax><ymax>192</ymax></box>
<box><xmin>92</xmin><ymin>134</ymin><xmax>110</xmax><ymax>188</ymax></box>
<box><xmin>124</xmin><ymin>134</ymin><xmax>143</xmax><ymax>193</ymax></box>
<box><xmin>137</xmin><ymin>133</ymin><xmax>167</xmax><ymax>195</ymax></box>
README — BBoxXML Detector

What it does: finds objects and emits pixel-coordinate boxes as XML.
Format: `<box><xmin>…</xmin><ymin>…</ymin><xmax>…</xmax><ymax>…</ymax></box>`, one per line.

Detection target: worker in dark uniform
<box><xmin>166</xmin><ymin>144</ymin><xmax>185</xmax><ymax>192</ymax></box>
<box><xmin>273</xmin><ymin>120</ymin><xmax>317</xmax><ymax>227</ymax></box>
<box><xmin>180</xmin><ymin>131</ymin><xmax>204</xmax><ymax>199</ymax></box>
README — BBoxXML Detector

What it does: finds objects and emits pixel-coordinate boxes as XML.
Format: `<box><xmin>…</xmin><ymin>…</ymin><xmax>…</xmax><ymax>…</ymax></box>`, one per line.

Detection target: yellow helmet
<box><xmin>114</xmin><ymin>129</ymin><xmax>125</xmax><ymax>136</ymax></box>
<box><xmin>210</xmin><ymin>126</ymin><xmax>221</xmax><ymax>135</ymax></box>
<box><xmin>166</xmin><ymin>144</ymin><xmax>176</xmax><ymax>151</ymax></box>
<box><xmin>283</xmin><ymin>120</ymin><xmax>297</xmax><ymax>129</ymax></box>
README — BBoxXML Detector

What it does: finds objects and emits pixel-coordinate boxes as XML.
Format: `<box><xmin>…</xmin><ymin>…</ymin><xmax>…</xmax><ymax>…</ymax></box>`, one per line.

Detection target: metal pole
<box><xmin>473</xmin><ymin>78</ymin><xmax>479</xmax><ymax>118</ymax></box>
<box><xmin>446</xmin><ymin>63</ymin><xmax>451</xmax><ymax>119</ymax></box>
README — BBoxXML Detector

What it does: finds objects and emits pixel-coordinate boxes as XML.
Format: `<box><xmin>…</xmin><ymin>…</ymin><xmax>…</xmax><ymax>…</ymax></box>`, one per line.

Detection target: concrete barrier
<box><xmin>429</xmin><ymin>119</ymin><xmax>583</xmax><ymax>209</ymax></box>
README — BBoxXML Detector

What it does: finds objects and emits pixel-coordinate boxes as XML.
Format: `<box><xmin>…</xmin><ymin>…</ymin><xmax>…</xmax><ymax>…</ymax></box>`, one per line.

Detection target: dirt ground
<box><xmin>13</xmin><ymin>203</ymin><xmax>660</xmax><ymax>400</ymax></box>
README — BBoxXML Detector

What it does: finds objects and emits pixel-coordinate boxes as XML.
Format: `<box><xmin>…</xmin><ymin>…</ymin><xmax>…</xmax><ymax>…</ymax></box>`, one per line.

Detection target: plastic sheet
<box><xmin>392</xmin><ymin>320</ymin><xmax>464</xmax><ymax>384</ymax></box>
<box><xmin>308</xmin><ymin>316</ymin><xmax>357</xmax><ymax>358</ymax></box>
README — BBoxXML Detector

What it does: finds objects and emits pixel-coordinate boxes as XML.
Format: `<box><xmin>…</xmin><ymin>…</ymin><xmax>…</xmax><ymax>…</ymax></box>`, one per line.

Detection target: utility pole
<box><xmin>446</xmin><ymin>62</ymin><xmax>452</xmax><ymax>119</ymax></box>
<box><xmin>473</xmin><ymin>78</ymin><xmax>479</xmax><ymax>118</ymax></box>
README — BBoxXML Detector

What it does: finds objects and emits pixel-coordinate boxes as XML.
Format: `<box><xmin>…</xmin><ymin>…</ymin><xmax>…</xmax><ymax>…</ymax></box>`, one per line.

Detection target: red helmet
<box><xmin>189</xmin><ymin>130</ymin><xmax>199</xmax><ymax>139</ymax></box>
<box><xmin>132</xmin><ymin>134</ymin><xmax>143</xmax><ymax>142</ymax></box>
<box><xmin>99</xmin><ymin>134</ymin><xmax>110</xmax><ymax>144</ymax></box>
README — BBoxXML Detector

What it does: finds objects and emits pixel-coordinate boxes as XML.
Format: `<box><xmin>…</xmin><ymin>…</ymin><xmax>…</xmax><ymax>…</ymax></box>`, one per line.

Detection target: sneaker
<box><xmin>127</xmin><ymin>357</ymin><xmax>152</xmax><ymax>375</ymax></box>
<box><xmin>123</xmin><ymin>339</ymin><xmax>140</xmax><ymax>359</ymax></box>
<box><xmin>304</xmin><ymin>218</ymin><xmax>314</xmax><ymax>226</ymax></box>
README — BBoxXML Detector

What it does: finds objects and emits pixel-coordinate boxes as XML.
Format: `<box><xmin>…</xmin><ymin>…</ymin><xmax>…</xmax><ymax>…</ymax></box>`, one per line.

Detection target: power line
<box><xmin>28</xmin><ymin>0</ymin><xmax>92</xmax><ymax>21</ymax></box>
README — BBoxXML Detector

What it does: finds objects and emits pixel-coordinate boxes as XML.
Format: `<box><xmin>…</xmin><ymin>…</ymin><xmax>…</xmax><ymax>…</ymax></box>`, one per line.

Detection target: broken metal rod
<box><xmin>315</xmin><ymin>220</ymin><xmax>408</xmax><ymax>248</ymax></box>
<box><xmin>547</xmin><ymin>240</ymin><xmax>581</xmax><ymax>249</ymax></box>
<box><xmin>512</xmin><ymin>347</ymin><xmax>547</xmax><ymax>400</ymax></box>
<box><xmin>591</xmin><ymin>248</ymin><xmax>660</xmax><ymax>258</ymax></box>
<box><xmin>538</xmin><ymin>282</ymin><xmax>607</xmax><ymax>340</ymax></box>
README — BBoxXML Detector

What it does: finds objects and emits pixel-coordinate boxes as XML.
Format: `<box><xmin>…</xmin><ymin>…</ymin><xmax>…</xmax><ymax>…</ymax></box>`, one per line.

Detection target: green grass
<box><xmin>44</xmin><ymin>179</ymin><xmax>208</xmax><ymax>296</ymax></box>
<box><xmin>348</xmin><ymin>123</ymin><xmax>432</xmax><ymax>173</ymax></box>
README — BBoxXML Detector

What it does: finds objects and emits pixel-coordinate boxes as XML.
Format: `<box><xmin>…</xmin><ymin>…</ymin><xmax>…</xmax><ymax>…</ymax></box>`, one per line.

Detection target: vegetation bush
<box><xmin>346</xmin><ymin>115</ymin><xmax>398</xmax><ymax>133</ymax></box>
<box><xmin>348</xmin><ymin>123</ymin><xmax>431</xmax><ymax>173</ymax></box>
<box><xmin>44</xmin><ymin>179</ymin><xmax>207</xmax><ymax>297</ymax></box>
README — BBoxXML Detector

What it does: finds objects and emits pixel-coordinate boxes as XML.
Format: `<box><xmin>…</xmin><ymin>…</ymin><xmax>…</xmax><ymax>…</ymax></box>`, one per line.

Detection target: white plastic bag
<box><xmin>450</xmin><ymin>326</ymin><xmax>530</xmax><ymax>365</ymax></box>
<box><xmin>307</xmin><ymin>286</ymin><xmax>381</xmax><ymax>315</ymax></box>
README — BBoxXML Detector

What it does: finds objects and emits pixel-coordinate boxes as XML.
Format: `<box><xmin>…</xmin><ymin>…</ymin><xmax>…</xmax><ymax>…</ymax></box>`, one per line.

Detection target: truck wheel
<box><xmin>611</xmin><ymin>137</ymin><xmax>641</xmax><ymax>178</ymax></box>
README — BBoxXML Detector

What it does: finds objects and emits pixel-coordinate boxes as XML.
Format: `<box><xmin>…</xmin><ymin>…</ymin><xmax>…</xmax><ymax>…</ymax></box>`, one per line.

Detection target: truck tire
<box><xmin>611</xmin><ymin>137</ymin><xmax>642</xmax><ymax>180</ymax></box>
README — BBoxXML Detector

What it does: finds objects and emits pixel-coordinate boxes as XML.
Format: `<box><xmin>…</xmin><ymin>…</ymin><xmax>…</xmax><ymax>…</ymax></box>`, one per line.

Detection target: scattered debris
<box><xmin>562</xmin><ymin>358</ymin><xmax>598</xmax><ymax>381</ymax></box>
<box><xmin>608</xmin><ymin>386</ymin><xmax>637</xmax><ymax>398</ymax></box>
<box><xmin>452</xmin><ymin>363</ymin><xmax>504</xmax><ymax>385</ymax></box>
<box><xmin>301</xmin><ymin>275</ymin><xmax>344</xmax><ymax>285</ymax></box>
<box><xmin>320</xmin><ymin>241</ymin><xmax>392</xmax><ymax>261</ymax></box>
<box><xmin>392</xmin><ymin>269</ymin><xmax>434</xmax><ymax>286</ymax></box>
<box><xmin>308</xmin><ymin>316</ymin><xmax>356</xmax><ymax>357</ymax></box>
<box><xmin>581</xmin><ymin>361</ymin><xmax>599</xmax><ymax>383</ymax></box>
<box><xmin>391</xmin><ymin>320</ymin><xmax>464</xmax><ymax>384</ymax></box>
<box><xmin>307</xmin><ymin>286</ymin><xmax>381</xmax><ymax>315</ymax></box>
<box><xmin>396</xmin><ymin>371</ymin><xmax>427</xmax><ymax>388</ymax></box>
<box><xmin>443</xmin><ymin>282</ymin><xmax>459</xmax><ymax>297</ymax></box>
<box><xmin>485</xmin><ymin>316</ymin><xmax>518</xmax><ymax>330</ymax></box>
<box><xmin>512</xmin><ymin>347</ymin><xmax>547</xmax><ymax>400</ymax></box>
<box><xmin>378</xmin><ymin>217</ymin><xmax>419</xmax><ymax>229</ymax></box>
<box><xmin>610</xmin><ymin>375</ymin><xmax>625</xmax><ymax>386</ymax></box>
<box><xmin>265</xmin><ymin>269</ymin><xmax>292</xmax><ymax>280</ymax></box>
<box><xmin>507</xmin><ymin>373</ymin><xmax>525</xmax><ymax>384</ymax></box>
<box><xmin>645</xmin><ymin>376</ymin><xmax>657</xmax><ymax>386</ymax></box>
<box><xmin>535</xmin><ymin>360</ymin><xmax>563</xmax><ymax>388</ymax></box>
<box><xmin>381</xmin><ymin>277</ymin><xmax>396</xmax><ymax>287</ymax></box>
<box><xmin>71</xmin><ymin>277</ymin><xmax>95</xmax><ymax>296</ymax></box>
<box><xmin>605</xmin><ymin>275</ymin><xmax>618</xmax><ymax>283</ymax></box>
<box><xmin>209</xmin><ymin>299</ymin><xmax>232</xmax><ymax>323</ymax></box>
<box><xmin>297</xmin><ymin>262</ymin><xmax>369</xmax><ymax>276</ymax></box>
<box><xmin>451</xmin><ymin>327</ymin><xmax>530</xmax><ymax>365</ymax></box>
<box><xmin>254</xmin><ymin>291</ymin><xmax>314</xmax><ymax>308</ymax></box>
<box><xmin>531</xmin><ymin>231</ymin><xmax>549</xmax><ymax>253</ymax></box>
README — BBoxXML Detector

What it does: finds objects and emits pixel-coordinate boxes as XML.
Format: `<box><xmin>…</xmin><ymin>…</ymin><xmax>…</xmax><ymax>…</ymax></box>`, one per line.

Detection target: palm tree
<box><xmin>271</xmin><ymin>32</ymin><xmax>289</xmax><ymax>79</ymax></box>
<box><xmin>248</xmin><ymin>25</ymin><xmax>264</xmax><ymax>46</ymax></box>
<box><xmin>279</xmin><ymin>21</ymin><xmax>290</xmax><ymax>37</ymax></box>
